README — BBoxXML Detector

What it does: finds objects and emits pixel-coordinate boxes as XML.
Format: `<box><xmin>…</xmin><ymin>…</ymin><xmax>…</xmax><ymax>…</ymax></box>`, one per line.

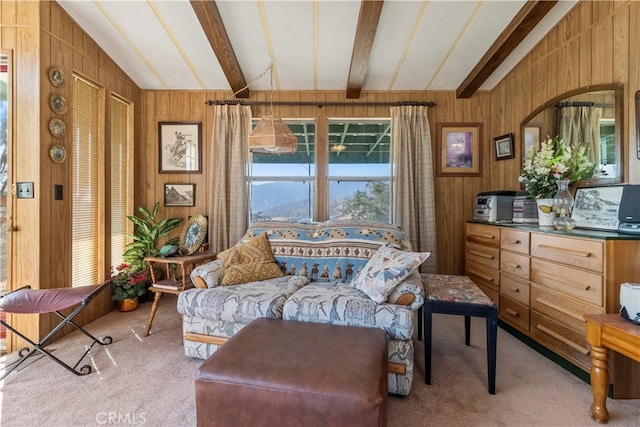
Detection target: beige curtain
<box><xmin>208</xmin><ymin>104</ymin><xmax>252</xmax><ymax>253</ymax></box>
<box><xmin>559</xmin><ymin>106</ymin><xmax>602</xmax><ymax>165</ymax></box>
<box><xmin>390</xmin><ymin>105</ymin><xmax>437</xmax><ymax>273</ymax></box>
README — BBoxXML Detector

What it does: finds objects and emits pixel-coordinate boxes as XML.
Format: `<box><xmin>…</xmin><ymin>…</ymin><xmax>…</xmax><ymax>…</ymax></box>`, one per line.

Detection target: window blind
<box><xmin>72</xmin><ymin>75</ymin><xmax>101</xmax><ymax>287</ymax></box>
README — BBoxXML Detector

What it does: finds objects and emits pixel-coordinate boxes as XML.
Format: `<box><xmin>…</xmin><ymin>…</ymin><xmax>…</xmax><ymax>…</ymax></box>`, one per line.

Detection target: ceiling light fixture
<box><xmin>247</xmin><ymin>63</ymin><xmax>297</xmax><ymax>154</ymax></box>
<box><xmin>330</xmin><ymin>144</ymin><xmax>346</xmax><ymax>152</ymax></box>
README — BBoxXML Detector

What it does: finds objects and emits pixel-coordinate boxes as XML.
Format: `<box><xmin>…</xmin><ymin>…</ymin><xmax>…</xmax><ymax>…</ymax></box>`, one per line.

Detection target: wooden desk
<box><xmin>144</xmin><ymin>252</ymin><xmax>216</xmax><ymax>336</ymax></box>
<box><xmin>584</xmin><ymin>314</ymin><xmax>640</xmax><ymax>423</ymax></box>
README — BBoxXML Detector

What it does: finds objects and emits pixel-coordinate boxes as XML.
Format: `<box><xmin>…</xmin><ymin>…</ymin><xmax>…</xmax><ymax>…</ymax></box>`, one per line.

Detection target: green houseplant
<box><xmin>123</xmin><ymin>202</ymin><xmax>183</xmax><ymax>272</ymax></box>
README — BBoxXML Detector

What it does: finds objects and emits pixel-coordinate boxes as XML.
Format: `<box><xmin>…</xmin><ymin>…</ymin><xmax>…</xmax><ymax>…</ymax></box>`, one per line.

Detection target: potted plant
<box><xmin>110</xmin><ymin>263</ymin><xmax>151</xmax><ymax>311</ymax></box>
<box><xmin>121</xmin><ymin>202</ymin><xmax>182</xmax><ymax>301</ymax></box>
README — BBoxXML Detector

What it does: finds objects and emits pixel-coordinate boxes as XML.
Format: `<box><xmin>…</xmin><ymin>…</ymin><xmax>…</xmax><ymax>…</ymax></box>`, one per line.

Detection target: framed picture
<box><xmin>164</xmin><ymin>183</ymin><xmax>196</xmax><ymax>207</ymax></box>
<box><xmin>436</xmin><ymin>123</ymin><xmax>482</xmax><ymax>176</ymax></box>
<box><xmin>571</xmin><ymin>185</ymin><xmax>624</xmax><ymax>231</ymax></box>
<box><xmin>158</xmin><ymin>122</ymin><xmax>202</xmax><ymax>173</ymax></box>
<box><xmin>493</xmin><ymin>133</ymin><xmax>514</xmax><ymax>160</ymax></box>
<box><xmin>523</xmin><ymin>125</ymin><xmax>541</xmax><ymax>159</ymax></box>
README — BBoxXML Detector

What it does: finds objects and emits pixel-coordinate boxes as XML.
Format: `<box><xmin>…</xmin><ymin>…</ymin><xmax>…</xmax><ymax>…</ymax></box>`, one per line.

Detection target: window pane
<box><xmin>328</xmin><ymin>120</ymin><xmax>391</xmax><ymax>222</ymax></box>
<box><xmin>251</xmin><ymin>121</ymin><xmax>315</xmax><ymax>222</ymax></box>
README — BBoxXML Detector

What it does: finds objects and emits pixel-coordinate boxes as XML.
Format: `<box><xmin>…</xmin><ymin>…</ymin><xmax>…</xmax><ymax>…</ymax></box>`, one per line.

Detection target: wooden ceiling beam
<box><xmin>190</xmin><ymin>0</ymin><xmax>249</xmax><ymax>98</ymax></box>
<box><xmin>456</xmin><ymin>0</ymin><xmax>558</xmax><ymax>99</ymax></box>
<box><xmin>345</xmin><ymin>0</ymin><xmax>384</xmax><ymax>99</ymax></box>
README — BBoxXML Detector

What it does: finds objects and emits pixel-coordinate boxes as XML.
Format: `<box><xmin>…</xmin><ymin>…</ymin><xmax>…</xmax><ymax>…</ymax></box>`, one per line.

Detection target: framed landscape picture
<box><xmin>164</xmin><ymin>183</ymin><xmax>195</xmax><ymax>207</ymax></box>
<box><xmin>571</xmin><ymin>186</ymin><xmax>624</xmax><ymax>231</ymax></box>
<box><xmin>436</xmin><ymin>123</ymin><xmax>482</xmax><ymax>176</ymax></box>
<box><xmin>158</xmin><ymin>122</ymin><xmax>202</xmax><ymax>173</ymax></box>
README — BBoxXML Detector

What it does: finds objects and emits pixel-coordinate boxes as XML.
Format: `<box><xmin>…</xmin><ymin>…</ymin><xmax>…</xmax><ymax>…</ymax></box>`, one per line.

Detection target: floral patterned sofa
<box><xmin>176</xmin><ymin>220</ymin><xmax>429</xmax><ymax>396</ymax></box>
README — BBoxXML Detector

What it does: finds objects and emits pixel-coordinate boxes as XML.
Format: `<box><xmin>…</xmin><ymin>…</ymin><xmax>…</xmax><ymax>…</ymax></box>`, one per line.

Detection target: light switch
<box><xmin>16</xmin><ymin>182</ymin><xmax>34</xmax><ymax>199</ymax></box>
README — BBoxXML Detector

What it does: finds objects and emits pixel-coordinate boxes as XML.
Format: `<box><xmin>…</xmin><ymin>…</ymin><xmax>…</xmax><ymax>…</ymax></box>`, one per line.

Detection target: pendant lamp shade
<box><xmin>249</xmin><ymin>116</ymin><xmax>298</xmax><ymax>153</ymax></box>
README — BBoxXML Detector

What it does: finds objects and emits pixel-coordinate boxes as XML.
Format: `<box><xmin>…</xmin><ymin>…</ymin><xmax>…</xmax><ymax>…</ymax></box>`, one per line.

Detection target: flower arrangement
<box><xmin>110</xmin><ymin>263</ymin><xmax>151</xmax><ymax>302</ymax></box>
<box><xmin>518</xmin><ymin>137</ymin><xmax>598</xmax><ymax>199</ymax></box>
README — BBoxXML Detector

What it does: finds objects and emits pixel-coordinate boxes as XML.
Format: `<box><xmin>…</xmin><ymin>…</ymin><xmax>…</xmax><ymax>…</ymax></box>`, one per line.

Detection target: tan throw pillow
<box><xmin>217</xmin><ymin>232</ymin><xmax>283</xmax><ymax>286</ymax></box>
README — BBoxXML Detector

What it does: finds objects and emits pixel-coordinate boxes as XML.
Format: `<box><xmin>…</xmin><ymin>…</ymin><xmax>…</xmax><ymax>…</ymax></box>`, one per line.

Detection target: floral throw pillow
<box><xmin>352</xmin><ymin>244</ymin><xmax>430</xmax><ymax>303</ymax></box>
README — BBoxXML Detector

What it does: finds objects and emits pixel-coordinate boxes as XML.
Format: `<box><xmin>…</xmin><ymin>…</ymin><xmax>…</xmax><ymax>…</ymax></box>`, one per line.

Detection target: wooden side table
<box><xmin>144</xmin><ymin>252</ymin><xmax>216</xmax><ymax>336</ymax></box>
<box><xmin>584</xmin><ymin>314</ymin><xmax>640</xmax><ymax>424</ymax></box>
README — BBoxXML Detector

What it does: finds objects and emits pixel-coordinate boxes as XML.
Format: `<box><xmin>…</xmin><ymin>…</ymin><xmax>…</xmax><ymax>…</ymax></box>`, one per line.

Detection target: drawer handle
<box><xmin>506</xmin><ymin>239</ymin><xmax>521</xmax><ymax>244</ymax></box>
<box><xmin>536</xmin><ymin>324</ymin><xmax>590</xmax><ymax>355</ymax></box>
<box><xmin>505</xmin><ymin>308</ymin><xmax>520</xmax><ymax>317</ymax></box>
<box><xmin>535</xmin><ymin>297</ymin><xmax>585</xmax><ymax>322</ymax></box>
<box><xmin>468</xmin><ymin>269</ymin><xmax>495</xmax><ymax>282</ymax></box>
<box><xmin>470</xmin><ymin>233</ymin><xmax>495</xmax><ymax>240</ymax></box>
<box><xmin>468</xmin><ymin>250</ymin><xmax>494</xmax><ymax>260</ymax></box>
<box><xmin>536</xmin><ymin>271</ymin><xmax>594</xmax><ymax>292</ymax></box>
<box><xmin>508</xmin><ymin>287</ymin><xmax>521</xmax><ymax>293</ymax></box>
<box><xmin>536</xmin><ymin>244</ymin><xmax>592</xmax><ymax>258</ymax></box>
<box><xmin>504</xmin><ymin>262</ymin><xmax>522</xmax><ymax>270</ymax></box>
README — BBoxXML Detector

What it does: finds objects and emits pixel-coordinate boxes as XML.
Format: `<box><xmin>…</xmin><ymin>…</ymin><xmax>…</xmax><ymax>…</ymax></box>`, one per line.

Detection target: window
<box><xmin>250</xmin><ymin>119</ymin><xmax>391</xmax><ymax>223</ymax></box>
<box><xmin>110</xmin><ymin>95</ymin><xmax>132</xmax><ymax>268</ymax></box>
<box><xmin>72</xmin><ymin>75</ymin><xmax>103</xmax><ymax>287</ymax></box>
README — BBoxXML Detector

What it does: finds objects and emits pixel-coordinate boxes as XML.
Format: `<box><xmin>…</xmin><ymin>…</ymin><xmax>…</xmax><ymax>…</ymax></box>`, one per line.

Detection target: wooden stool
<box><xmin>421</xmin><ymin>273</ymin><xmax>498</xmax><ymax>394</ymax></box>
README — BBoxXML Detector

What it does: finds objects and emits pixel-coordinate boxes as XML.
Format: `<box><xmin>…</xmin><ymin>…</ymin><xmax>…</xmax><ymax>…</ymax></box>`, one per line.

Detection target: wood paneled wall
<box><xmin>138</xmin><ymin>1</ymin><xmax>640</xmax><ymax>278</ymax></box>
<box><xmin>1</xmin><ymin>1</ymin><xmax>141</xmax><ymax>350</ymax></box>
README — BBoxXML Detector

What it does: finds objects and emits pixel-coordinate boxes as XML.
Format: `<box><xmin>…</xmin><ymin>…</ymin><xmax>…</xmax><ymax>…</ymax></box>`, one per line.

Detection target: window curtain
<box><xmin>558</xmin><ymin>106</ymin><xmax>602</xmax><ymax>165</ymax></box>
<box><xmin>390</xmin><ymin>105</ymin><xmax>437</xmax><ymax>273</ymax></box>
<box><xmin>208</xmin><ymin>104</ymin><xmax>252</xmax><ymax>253</ymax></box>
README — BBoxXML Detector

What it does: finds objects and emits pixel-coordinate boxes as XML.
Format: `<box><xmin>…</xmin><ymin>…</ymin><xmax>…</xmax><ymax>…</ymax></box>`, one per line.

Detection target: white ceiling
<box><xmin>57</xmin><ymin>0</ymin><xmax>578</xmax><ymax>94</ymax></box>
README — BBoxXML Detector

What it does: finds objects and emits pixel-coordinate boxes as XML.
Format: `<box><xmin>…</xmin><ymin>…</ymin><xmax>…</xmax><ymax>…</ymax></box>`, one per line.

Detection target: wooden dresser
<box><xmin>465</xmin><ymin>221</ymin><xmax>640</xmax><ymax>398</ymax></box>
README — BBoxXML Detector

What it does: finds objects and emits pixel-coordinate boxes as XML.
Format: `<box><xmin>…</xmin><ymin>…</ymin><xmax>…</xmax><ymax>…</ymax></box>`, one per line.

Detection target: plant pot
<box><xmin>536</xmin><ymin>198</ymin><xmax>556</xmax><ymax>227</ymax></box>
<box><xmin>118</xmin><ymin>297</ymin><xmax>139</xmax><ymax>312</ymax></box>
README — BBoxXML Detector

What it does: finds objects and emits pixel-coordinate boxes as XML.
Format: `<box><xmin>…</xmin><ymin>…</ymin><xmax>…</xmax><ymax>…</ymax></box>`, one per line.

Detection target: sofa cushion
<box><xmin>217</xmin><ymin>232</ymin><xmax>283</xmax><ymax>286</ymax></box>
<box><xmin>283</xmin><ymin>282</ymin><xmax>414</xmax><ymax>340</ymax></box>
<box><xmin>351</xmin><ymin>244</ymin><xmax>429</xmax><ymax>303</ymax></box>
<box><xmin>177</xmin><ymin>275</ymin><xmax>309</xmax><ymax>324</ymax></box>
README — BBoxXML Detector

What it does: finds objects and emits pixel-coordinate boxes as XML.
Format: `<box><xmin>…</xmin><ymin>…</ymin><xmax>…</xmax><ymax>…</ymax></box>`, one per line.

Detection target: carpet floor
<box><xmin>1</xmin><ymin>296</ymin><xmax>639</xmax><ymax>427</ymax></box>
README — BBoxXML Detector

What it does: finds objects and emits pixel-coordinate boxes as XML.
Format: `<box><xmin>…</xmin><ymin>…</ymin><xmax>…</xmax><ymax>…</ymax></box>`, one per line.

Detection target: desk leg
<box><xmin>145</xmin><ymin>291</ymin><xmax>163</xmax><ymax>337</ymax></box>
<box><xmin>424</xmin><ymin>303</ymin><xmax>433</xmax><ymax>385</ymax></box>
<box><xmin>486</xmin><ymin>306</ymin><xmax>497</xmax><ymax>395</ymax></box>
<box><xmin>589</xmin><ymin>344</ymin><xmax>610</xmax><ymax>423</ymax></box>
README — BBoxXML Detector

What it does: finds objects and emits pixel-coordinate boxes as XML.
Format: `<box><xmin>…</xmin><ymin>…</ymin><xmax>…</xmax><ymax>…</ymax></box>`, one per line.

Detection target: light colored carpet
<box><xmin>1</xmin><ymin>296</ymin><xmax>638</xmax><ymax>427</ymax></box>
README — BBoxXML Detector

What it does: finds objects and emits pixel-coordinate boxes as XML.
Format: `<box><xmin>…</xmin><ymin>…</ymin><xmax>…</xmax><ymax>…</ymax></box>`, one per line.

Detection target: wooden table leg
<box><xmin>145</xmin><ymin>290</ymin><xmax>163</xmax><ymax>337</ymax></box>
<box><xmin>589</xmin><ymin>344</ymin><xmax>610</xmax><ymax>423</ymax></box>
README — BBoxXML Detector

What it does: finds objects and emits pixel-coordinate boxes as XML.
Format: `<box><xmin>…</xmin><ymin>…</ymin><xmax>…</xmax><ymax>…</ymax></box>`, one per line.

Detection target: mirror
<box><xmin>521</xmin><ymin>84</ymin><xmax>623</xmax><ymax>185</ymax></box>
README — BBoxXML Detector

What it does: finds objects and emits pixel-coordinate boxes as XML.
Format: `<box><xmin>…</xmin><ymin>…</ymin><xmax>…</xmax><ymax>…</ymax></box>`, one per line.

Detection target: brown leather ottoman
<box><xmin>195</xmin><ymin>318</ymin><xmax>388</xmax><ymax>427</ymax></box>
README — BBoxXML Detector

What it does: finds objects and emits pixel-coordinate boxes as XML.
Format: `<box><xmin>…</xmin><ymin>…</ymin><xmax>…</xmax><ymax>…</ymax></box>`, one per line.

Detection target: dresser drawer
<box><xmin>478</xmin><ymin>284</ymin><xmax>499</xmax><ymax>309</ymax></box>
<box><xmin>465</xmin><ymin>260</ymin><xmax>499</xmax><ymax>293</ymax></box>
<box><xmin>530</xmin><ymin>233</ymin><xmax>603</xmax><ymax>273</ymax></box>
<box><xmin>466</xmin><ymin>241</ymin><xmax>499</xmax><ymax>269</ymax></box>
<box><xmin>500</xmin><ymin>250</ymin><xmax>530</xmax><ymax>279</ymax></box>
<box><xmin>531</xmin><ymin>283</ymin><xmax>604</xmax><ymax>333</ymax></box>
<box><xmin>500</xmin><ymin>295</ymin><xmax>530</xmax><ymax>332</ymax></box>
<box><xmin>500</xmin><ymin>229</ymin><xmax>530</xmax><ymax>254</ymax></box>
<box><xmin>500</xmin><ymin>272</ymin><xmax>530</xmax><ymax>305</ymax></box>
<box><xmin>531</xmin><ymin>258</ymin><xmax>603</xmax><ymax>306</ymax></box>
<box><xmin>466</xmin><ymin>223</ymin><xmax>500</xmax><ymax>248</ymax></box>
<box><xmin>530</xmin><ymin>311</ymin><xmax>591</xmax><ymax>371</ymax></box>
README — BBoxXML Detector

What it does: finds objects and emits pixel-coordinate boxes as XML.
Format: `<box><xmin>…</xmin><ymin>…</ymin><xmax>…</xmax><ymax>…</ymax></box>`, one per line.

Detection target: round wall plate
<box><xmin>49</xmin><ymin>93</ymin><xmax>68</xmax><ymax>114</ymax></box>
<box><xmin>179</xmin><ymin>214</ymin><xmax>208</xmax><ymax>255</ymax></box>
<box><xmin>48</xmin><ymin>66</ymin><xmax>65</xmax><ymax>88</ymax></box>
<box><xmin>49</xmin><ymin>144</ymin><xmax>67</xmax><ymax>164</ymax></box>
<box><xmin>48</xmin><ymin>118</ymin><xmax>66</xmax><ymax>138</ymax></box>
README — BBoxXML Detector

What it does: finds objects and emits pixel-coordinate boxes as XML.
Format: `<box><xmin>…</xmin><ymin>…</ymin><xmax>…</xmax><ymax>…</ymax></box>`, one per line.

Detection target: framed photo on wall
<box><xmin>164</xmin><ymin>183</ymin><xmax>196</xmax><ymax>207</ymax></box>
<box><xmin>436</xmin><ymin>123</ymin><xmax>482</xmax><ymax>176</ymax></box>
<box><xmin>158</xmin><ymin>122</ymin><xmax>202</xmax><ymax>173</ymax></box>
<box><xmin>493</xmin><ymin>133</ymin><xmax>514</xmax><ymax>160</ymax></box>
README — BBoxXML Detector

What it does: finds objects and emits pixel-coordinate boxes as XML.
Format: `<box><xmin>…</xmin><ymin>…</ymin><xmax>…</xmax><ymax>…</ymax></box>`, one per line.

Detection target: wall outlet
<box><xmin>16</xmin><ymin>182</ymin><xmax>34</xmax><ymax>199</ymax></box>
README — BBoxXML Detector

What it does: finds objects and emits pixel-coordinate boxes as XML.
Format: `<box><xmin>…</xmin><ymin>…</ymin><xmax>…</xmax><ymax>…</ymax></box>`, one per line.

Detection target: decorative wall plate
<box><xmin>48</xmin><ymin>66</ymin><xmax>65</xmax><ymax>87</ymax></box>
<box><xmin>49</xmin><ymin>93</ymin><xmax>68</xmax><ymax>114</ymax></box>
<box><xmin>48</xmin><ymin>118</ymin><xmax>66</xmax><ymax>138</ymax></box>
<box><xmin>179</xmin><ymin>214</ymin><xmax>208</xmax><ymax>255</ymax></box>
<box><xmin>48</xmin><ymin>144</ymin><xmax>67</xmax><ymax>164</ymax></box>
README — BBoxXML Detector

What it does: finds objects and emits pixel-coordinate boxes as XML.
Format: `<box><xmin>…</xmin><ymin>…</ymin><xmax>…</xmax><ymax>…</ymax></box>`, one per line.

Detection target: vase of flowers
<box><xmin>519</xmin><ymin>137</ymin><xmax>598</xmax><ymax>227</ymax></box>
<box><xmin>110</xmin><ymin>263</ymin><xmax>151</xmax><ymax>312</ymax></box>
